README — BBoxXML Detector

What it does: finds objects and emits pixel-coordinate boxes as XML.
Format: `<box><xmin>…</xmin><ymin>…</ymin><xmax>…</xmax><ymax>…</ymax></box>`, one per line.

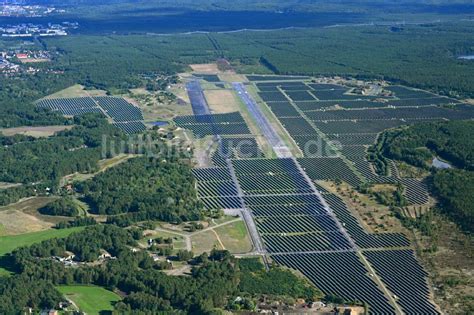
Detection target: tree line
<box><xmin>1</xmin><ymin>225</ymin><xmax>322</xmax><ymax>314</ymax></box>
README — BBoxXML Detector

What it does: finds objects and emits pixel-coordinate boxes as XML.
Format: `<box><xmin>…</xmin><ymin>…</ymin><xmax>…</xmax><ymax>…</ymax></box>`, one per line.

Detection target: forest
<box><xmin>77</xmin><ymin>155</ymin><xmax>203</xmax><ymax>223</ymax></box>
<box><xmin>39</xmin><ymin>197</ymin><xmax>80</xmax><ymax>217</ymax></box>
<box><xmin>0</xmin><ymin>113</ymin><xmax>125</xmax><ymax>189</ymax></box>
<box><xmin>40</xmin><ymin>22</ymin><xmax>474</xmax><ymax>98</ymax></box>
<box><xmin>0</xmin><ymin>225</ymin><xmax>321</xmax><ymax>313</ymax></box>
<box><xmin>376</xmin><ymin>120</ymin><xmax>474</xmax><ymax>232</ymax></box>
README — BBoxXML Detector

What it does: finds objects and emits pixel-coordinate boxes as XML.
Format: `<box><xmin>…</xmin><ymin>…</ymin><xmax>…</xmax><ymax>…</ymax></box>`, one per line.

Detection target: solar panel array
<box><xmin>192</xmin><ymin>167</ymin><xmax>243</xmax><ymax>210</ymax></box>
<box><xmin>94</xmin><ymin>97</ymin><xmax>144</xmax><ymax>122</ymax></box>
<box><xmin>254</xmin><ymin>80</ymin><xmax>468</xmax><ymax>206</ymax></box>
<box><xmin>273</xmin><ymin>252</ymin><xmax>396</xmax><ymax>314</ymax></box>
<box><xmin>174</xmin><ymin>112</ymin><xmax>251</xmax><ymax>138</ymax></box>
<box><xmin>186</xmin><ymin>79</ymin><xmax>443</xmax><ymax>314</ymax></box>
<box><xmin>36</xmin><ymin>97</ymin><xmax>103</xmax><ymax>116</ymax></box>
<box><xmin>248</xmin><ymin>79</ymin><xmax>443</xmax><ymax>314</ymax></box>
<box><xmin>36</xmin><ymin>96</ymin><xmax>147</xmax><ymax>134</ymax></box>
<box><xmin>364</xmin><ymin>250</ymin><xmax>441</xmax><ymax>314</ymax></box>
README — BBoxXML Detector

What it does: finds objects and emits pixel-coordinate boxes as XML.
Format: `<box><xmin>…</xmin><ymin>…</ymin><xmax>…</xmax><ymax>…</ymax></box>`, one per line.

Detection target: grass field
<box><xmin>191</xmin><ymin>230</ymin><xmax>222</xmax><ymax>254</ymax></box>
<box><xmin>204</xmin><ymin>89</ymin><xmax>240</xmax><ymax>113</ymax></box>
<box><xmin>0</xmin><ymin>227</ymin><xmax>84</xmax><ymax>256</ymax></box>
<box><xmin>0</xmin><ymin>227</ymin><xmax>84</xmax><ymax>275</ymax></box>
<box><xmin>190</xmin><ymin>63</ymin><xmax>219</xmax><ymax>73</ymax></box>
<box><xmin>42</xmin><ymin>84</ymin><xmax>107</xmax><ymax>99</ymax></box>
<box><xmin>0</xmin><ymin>197</ymin><xmax>60</xmax><ymax>236</ymax></box>
<box><xmin>214</xmin><ymin>220</ymin><xmax>252</xmax><ymax>253</ymax></box>
<box><xmin>57</xmin><ymin>285</ymin><xmax>121</xmax><ymax>314</ymax></box>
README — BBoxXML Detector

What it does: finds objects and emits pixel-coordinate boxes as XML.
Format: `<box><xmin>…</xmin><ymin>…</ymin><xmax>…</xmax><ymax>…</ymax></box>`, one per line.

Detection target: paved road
<box><xmin>232</xmin><ymin>82</ymin><xmax>292</xmax><ymax>158</ymax></box>
<box><xmin>186</xmin><ymin>80</ymin><xmax>266</xmax><ymax>258</ymax></box>
<box><xmin>186</xmin><ymin>80</ymin><xmax>211</xmax><ymax>116</ymax></box>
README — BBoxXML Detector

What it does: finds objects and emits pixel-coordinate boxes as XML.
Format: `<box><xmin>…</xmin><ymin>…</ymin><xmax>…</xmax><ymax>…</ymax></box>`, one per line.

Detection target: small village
<box><xmin>0</xmin><ymin>22</ymin><xmax>76</xmax><ymax>37</ymax></box>
<box><xmin>0</xmin><ymin>2</ymin><xmax>63</xmax><ymax>17</ymax></box>
<box><xmin>0</xmin><ymin>49</ymin><xmax>52</xmax><ymax>74</ymax></box>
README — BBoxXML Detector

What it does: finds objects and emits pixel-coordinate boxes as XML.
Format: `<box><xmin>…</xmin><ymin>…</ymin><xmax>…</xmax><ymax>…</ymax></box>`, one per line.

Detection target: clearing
<box><xmin>129</xmin><ymin>86</ymin><xmax>192</xmax><ymax>121</ymax></box>
<box><xmin>0</xmin><ymin>197</ymin><xmax>64</xmax><ymax>236</ymax></box>
<box><xmin>0</xmin><ymin>182</ymin><xmax>22</xmax><ymax>189</ymax></box>
<box><xmin>416</xmin><ymin>218</ymin><xmax>474</xmax><ymax>314</ymax></box>
<box><xmin>41</xmin><ymin>84</ymin><xmax>107</xmax><ymax>99</ymax></box>
<box><xmin>142</xmin><ymin>217</ymin><xmax>252</xmax><ymax>255</ymax></box>
<box><xmin>61</xmin><ymin>154</ymin><xmax>137</xmax><ymax>186</ymax></box>
<box><xmin>214</xmin><ymin>220</ymin><xmax>252</xmax><ymax>253</ymax></box>
<box><xmin>204</xmin><ymin>89</ymin><xmax>241</xmax><ymax>113</ymax></box>
<box><xmin>18</xmin><ymin>58</ymin><xmax>50</xmax><ymax>63</ymax></box>
<box><xmin>318</xmin><ymin>181</ymin><xmax>408</xmax><ymax>235</ymax></box>
<box><xmin>0</xmin><ymin>125</ymin><xmax>73</xmax><ymax>137</ymax></box>
<box><xmin>190</xmin><ymin>63</ymin><xmax>220</xmax><ymax>74</ymax></box>
<box><xmin>191</xmin><ymin>230</ymin><xmax>223</xmax><ymax>254</ymax></box>
<box><xmin>57</xmin><ymin>285</ymin><xmax>121</xmax><ymax>315</ymax></box>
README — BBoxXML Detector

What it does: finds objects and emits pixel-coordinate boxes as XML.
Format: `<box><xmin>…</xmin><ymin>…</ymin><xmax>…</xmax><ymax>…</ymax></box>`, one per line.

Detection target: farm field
<box><xmin>57</xmin><ymin>285</ymin><xmax>121</xmax><ymax>315</ymax></box>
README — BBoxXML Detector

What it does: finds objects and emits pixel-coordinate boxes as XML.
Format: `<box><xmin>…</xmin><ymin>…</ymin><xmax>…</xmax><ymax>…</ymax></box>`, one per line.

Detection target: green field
<box><xmin>0</xmin><ymin>227</ymin><xmax>84</xmax><ymax>275</ymax></box>
<box><xmin>0</xmin><ymin>227</ymin><xmax>84</xmax><ymax>256</ymax></box>
<box><xmin>215</xmin><ymin>220</ymin><xmax>253</xmax><ymax>254</ymax></box>
<box><xmin>57</xmin><ymin>285</ymin><xmax>121</xmax><ymax>314</ymax></box>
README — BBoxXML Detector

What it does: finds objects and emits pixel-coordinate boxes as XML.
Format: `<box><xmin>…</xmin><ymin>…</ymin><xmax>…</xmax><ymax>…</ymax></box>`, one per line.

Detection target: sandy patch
<box><xmin>0</xmin><ymin>125</ymin><xmax>74</xmax><ymax>137</ymax></box>
<box><xmin>0</xmin><ymin>209</ymin><xmax>53</xmax><ymax>235</ymax></box>
<box><xmin>204</xmin><ymin>89</ymin><xmax>240</xmax><ymax>113</ymax></box>
<box><xmin>190</xmin><ymin>63</ymin><xmax>219</xmax><ymax>74</ymax></box>
<box><xmin>218</xmin><ymin>73</ymin><xmax>247</xmax><ymax>83</ymax></box>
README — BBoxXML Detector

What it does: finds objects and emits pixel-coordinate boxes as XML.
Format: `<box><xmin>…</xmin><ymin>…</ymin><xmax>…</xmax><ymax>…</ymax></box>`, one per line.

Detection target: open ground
<box><xmin>204</xmin><ymin>89</ymin><xmax>241</xmax><ymax>114</ymax></box>
<box><xmin>57</xmin><ymin>285</ymin><xmax>121</xmax><ymax>315</ymax></box>
<box><xmin>0</xmin><ymin>125</ymin><xmax>74</xmax><ymax>137</ymax></box>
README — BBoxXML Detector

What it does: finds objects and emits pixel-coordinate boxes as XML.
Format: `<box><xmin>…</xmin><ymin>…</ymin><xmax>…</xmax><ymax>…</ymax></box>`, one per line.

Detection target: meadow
<box><xmin>57</xmin><ymin>285</ymin><xmax>121</xmax><ymax>314</ymax></box>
